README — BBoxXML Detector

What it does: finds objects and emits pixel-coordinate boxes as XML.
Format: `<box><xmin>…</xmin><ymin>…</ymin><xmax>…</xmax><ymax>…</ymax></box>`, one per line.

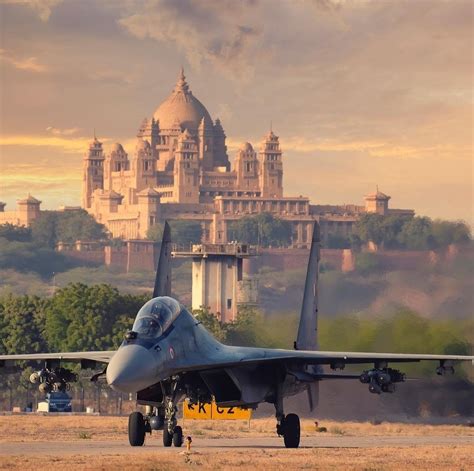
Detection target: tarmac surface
<box><xmin>2</xmin><ymin>435</ymin><xmax>473</xmax><ymax>455</ymax></box>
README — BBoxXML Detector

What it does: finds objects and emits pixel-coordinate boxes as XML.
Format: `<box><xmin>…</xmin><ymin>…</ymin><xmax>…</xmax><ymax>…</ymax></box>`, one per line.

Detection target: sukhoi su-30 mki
<box><xmin>1</xmin><ymin>222</ymin><xmax>472</xmax><ymax>448</ymax></box>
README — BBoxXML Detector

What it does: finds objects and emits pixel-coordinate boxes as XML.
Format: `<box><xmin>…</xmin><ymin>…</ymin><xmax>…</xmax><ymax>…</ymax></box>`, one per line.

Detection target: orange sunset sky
<box><xmin>0</xmin><ymin>0</ymin><xmax>472</xmax><ymax>224</ymax></box>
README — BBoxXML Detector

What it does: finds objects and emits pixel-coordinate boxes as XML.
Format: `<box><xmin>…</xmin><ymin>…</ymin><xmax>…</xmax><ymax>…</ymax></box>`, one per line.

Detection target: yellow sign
<box><xmin>183</xmin><ymin>400</ymin><xmax>252</xmax><ymax>420</ymax></box>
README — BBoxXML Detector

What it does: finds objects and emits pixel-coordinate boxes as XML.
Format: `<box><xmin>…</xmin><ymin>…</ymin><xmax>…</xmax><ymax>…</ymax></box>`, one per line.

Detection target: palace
<box><xmin>81</xmin><ymin>69</ymin><xmax>414</xmax><ymax>247</ymax></box>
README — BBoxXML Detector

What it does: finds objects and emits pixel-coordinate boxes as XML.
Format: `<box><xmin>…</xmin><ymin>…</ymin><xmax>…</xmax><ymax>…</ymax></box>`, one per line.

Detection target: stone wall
<box><xmin>58</xmin><ymin>241</ymin><xmax>464</xmax><ymax>274</ymax></box>
<box><xmin>258</xmin><ymin>248</ymin><xmax>353</xmax><ymax>272</ymax></box>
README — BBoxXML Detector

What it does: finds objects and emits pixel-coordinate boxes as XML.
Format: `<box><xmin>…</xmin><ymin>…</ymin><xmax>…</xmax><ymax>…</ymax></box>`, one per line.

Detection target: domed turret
<box><xmin>152</xmin><ymin>68</ymin><xmax>213</xmax><ymax>130</ymax></box>
<box><xmin>112</xmin><ymin>142</ymin><xmax>125</xmax><ymax>153</ymax></box>
<box><xmin>240</xmin><ymin>142</ymin><xmax>254</xmax><ymax>152</ymax></box>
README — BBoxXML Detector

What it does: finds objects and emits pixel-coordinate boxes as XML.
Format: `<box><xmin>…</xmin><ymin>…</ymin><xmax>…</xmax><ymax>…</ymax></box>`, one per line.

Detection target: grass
<box><xmin>329</xmin><ymin>426</ymin><xmax>346</xmax><ymax>435</ymax></box>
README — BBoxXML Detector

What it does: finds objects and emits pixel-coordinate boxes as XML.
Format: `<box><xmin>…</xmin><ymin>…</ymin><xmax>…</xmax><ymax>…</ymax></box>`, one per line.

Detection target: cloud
<box><xmin>1</xmin><ymin>0</ymin><xmax>63</xmax><ymax>21</ymax></box>
<box><xmin>0</xmin><ymin>48</ymin><xmax>48</xmax><ymax>73</ymax></box>
<box><xmin>226</xmin><ymin>135</ymin><xmax>472</xmax><ymax>165</ymax></box>
<box><xmin>118</xmin><ymin>0</ymin><xmax>266</xmax><ymax>79</ymax></box>
<box><xmin>0</xmin><ymin>134</ymin><xmax>93</xmax><ymax>153</ymax></box>
<box><xmin>46</xmin><ymin>126</ymin><xmax>81</xmax><ymax>136</ymax></box>
<box><xmin>1</xmin><ymin>172</ymin><xmax>81</xmax><ymax>209</ymax></box>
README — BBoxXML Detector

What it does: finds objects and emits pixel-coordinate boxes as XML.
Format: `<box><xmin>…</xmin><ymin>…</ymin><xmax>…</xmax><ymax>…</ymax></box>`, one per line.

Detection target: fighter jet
<box><xmin>1</xmin><ymin>221</ymin><xmax>472</xmax><ymax>448</ymax></box>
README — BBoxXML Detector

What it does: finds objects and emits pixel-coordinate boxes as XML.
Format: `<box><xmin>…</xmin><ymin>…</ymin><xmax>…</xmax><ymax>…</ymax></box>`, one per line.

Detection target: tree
<box><xmin>171</xmin><ymin>220</ymin><xmax>202</xmax><ymax>246</ymax></box>
<box><xmin>31</xmin><ymin>210</ymin><xmax>108</xmax><ymax>248</ymax></box>
<box><xmin>0</xmin><ymin>224</ymin><xmax>31</xmax><ymax>242</ymax></box>
<box><xmin>147</xmin><ymin>223</ymin><xmax>164</xmax><ymax>242</ymax></box>
<box><xmin>353</xmin><ymin>214</ymin><xmax>386</xmax><ymax>246</ymax></box>
<box><xmin>380</xmin><ymin>215</ymin><xmax>411</xmax><ymax>248</ymax></box>
<box><xmin>56</xmin><ymin>210</ymin><xmax>108</xmax><ymax>244</ymax></box>
<box><xmin>355</xmin><ymin>214</ymin><xmax>471</xmax><ymax>251</ymax></box>
<box><xmin>193</xmin><ymin>308</ymin><xmax>227</xmax><ymax>342</ymax></box>
<box><xmin>326</xmin><ymin>234</ymin><xmax>351</xmax><ymax>249</ymax></box>
<box><xmin>431</xmin><ymin>220</ymin><xmax>471</xmax><ymax>247</ymax></box>
<box><xmin>229</xmin><ymin>213</ymin><xmax>292</xmax><ymax>247</ymax></box>
<box><xmin>0</xmin><ymin>294</ymin><xmax>48</xmax><ymax>355</ymax></box>
<box><xmin>44</xmin><ymin>283</ymin><xmax>147</xmax><ymax>352</ymax></box>
<box><xmin>147</xmin><ymin>220</ymin><xmax>202</xmax><ymax>247</ymax></box>
<box><xmin>397</xmin><ymin>216</ymin><xmax>434</xmax><ymax>250</ymax></box>
<box><xmin>31</xmin><ymin>212</ymin><xmax>57</xmax><ymax>248</ymax></box>
<box><xmin>0</xmin><ymin>238</ymin><xmax>70</xmax><ymax>277</ymax></box>
<box><xmin>225</xmin><ymin>306</ymin><xmax>261</xmax><ymax>346</ymax></box>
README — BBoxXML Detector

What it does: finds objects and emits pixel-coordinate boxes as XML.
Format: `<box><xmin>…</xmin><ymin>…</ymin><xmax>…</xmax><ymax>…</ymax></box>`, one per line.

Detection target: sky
<box><xmin>0</xmin><ymin>0</ymin><xmax>472</xmax><ymax>223</ymax></box>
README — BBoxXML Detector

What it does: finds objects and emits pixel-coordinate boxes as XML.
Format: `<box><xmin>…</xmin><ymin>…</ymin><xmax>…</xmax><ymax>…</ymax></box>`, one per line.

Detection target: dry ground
<box><xmin>0</xmin><ymin>415</ymin><xmax>472</xmax><ymax>442</ymax></box>
<box><xmin>1</xmin><ymin>446</ymin><xmax>473</xmax><ymax>471</ymax></box>
<box><xmin>0</xmin><ymin>415</ymin><xmax>473</xmax><ymax>470</ymax></box>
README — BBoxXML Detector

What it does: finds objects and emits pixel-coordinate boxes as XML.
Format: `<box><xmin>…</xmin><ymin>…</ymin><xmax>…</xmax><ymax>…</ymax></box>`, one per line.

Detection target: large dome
<box><xmin>153</xmin><ymin>69</ymin><xmax>213</xmax><ymax>130</ymax></box>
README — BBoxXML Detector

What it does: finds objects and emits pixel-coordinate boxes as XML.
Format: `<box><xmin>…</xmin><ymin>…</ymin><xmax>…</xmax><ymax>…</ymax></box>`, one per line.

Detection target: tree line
<box><xmin>351</xmin><ymin>214</ymin><xmax>471</xmax><ymax>250</ymax></box>
<box><xmin>1</xmin><ymin>283</ymin><xmax>470</xmax><ymax>365</ymax></box>
<box><xmin>0</xmin><ymin>210</ymin><xmax>108</xmax><ymax>277</ymax></box>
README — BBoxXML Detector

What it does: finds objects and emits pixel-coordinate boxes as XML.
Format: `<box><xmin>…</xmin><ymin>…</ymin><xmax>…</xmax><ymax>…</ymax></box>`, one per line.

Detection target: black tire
<box><xmin>173</xmin><ymin>425</ymin><xmax>183</xmax><ymax>447</ymax></box>
<box><xmin>129</xmin><ymin>412</ymin><xmax>146</xmax><ymax>446</ymax></box>
<box><xmin>283</xmin><ymin>413</ymin><xmax>300</xmax><ymax>448</ymax></box>
<box><xmin>163</xmin><ymin>427</ymin><xmax>173</xmax><ymax>447</ymax></box>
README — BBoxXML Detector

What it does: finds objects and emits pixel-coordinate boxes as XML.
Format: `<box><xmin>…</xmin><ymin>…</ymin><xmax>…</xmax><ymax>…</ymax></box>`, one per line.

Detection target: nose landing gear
<box><xmin>163</xmin><ymin>397</ymin><xmax>183</xmax><ymax>447</ymax></box>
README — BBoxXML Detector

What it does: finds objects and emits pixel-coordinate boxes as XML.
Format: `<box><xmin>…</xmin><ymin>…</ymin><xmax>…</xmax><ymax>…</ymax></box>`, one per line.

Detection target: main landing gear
<box><xmin>278</xmin><ymin>413</ymin><xmax>301</xmax><ymax>448</ymax></box>
<box><xmin>128</xmin><ymin>407</ymin><xmax>184</xmax><ymax>447</ymax></box>
<box><xmin>129</xmin><ymin>411</ymin><xmax>147</xmax><ymax>446</ymax></box>
<box><xmin>275</xmin><ymin>389</ymin><xmax>301</xmax><ymax>448</ymax></box>
<box><xmin>128</xmin><ymin>379</ymin><xmax>183</xmax><ymax>447</ymax></box>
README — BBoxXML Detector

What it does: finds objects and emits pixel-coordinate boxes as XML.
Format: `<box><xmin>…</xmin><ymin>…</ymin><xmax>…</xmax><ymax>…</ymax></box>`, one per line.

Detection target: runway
<box><xmin>2</xmin><ymin>435</ymin><xmax>473</xmax><ymax>456</ymax></box>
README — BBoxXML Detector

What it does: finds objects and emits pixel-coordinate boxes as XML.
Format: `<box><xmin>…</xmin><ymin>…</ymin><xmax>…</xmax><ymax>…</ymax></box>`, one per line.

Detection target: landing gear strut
<box><xmin>274</xmin><ymin>386</ymin><xmax>300</xmax><ymax>448</ymax></box>
<box><xmin>162</xmin><ymin>379</ymin><xmax>183</xmax><ymax>447</ymax></box>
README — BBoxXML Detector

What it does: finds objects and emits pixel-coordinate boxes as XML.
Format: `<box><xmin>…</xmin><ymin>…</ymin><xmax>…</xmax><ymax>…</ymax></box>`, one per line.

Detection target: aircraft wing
<box><xmin>173</xmin><ymin>350</ymin><xmax>474</xmax><ymax>374</ymax></box>
<box><xmin>0</xmin><ymin>351</ymin><xmax>115</xmax><ymax>367</ymax></box>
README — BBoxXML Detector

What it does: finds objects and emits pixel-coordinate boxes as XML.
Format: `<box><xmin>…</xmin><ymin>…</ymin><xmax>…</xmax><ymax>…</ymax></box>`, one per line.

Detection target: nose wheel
<box><xmin>163</xmin><ymin>396</ymin><xmax>183</xmax><ymax>447</ymax></box>
<box><xmin>163</xmin><ymin>424</ymin><xmax>183</xmax><ymax>447</ymax></box>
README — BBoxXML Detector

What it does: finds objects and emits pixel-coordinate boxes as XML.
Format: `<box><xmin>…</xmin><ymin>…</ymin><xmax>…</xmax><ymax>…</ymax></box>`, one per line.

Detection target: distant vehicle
<box><xmin>2</xmin><ymin>221</ymin><xmax>473</xmax><ymax>448</ymax></box>
<box><xmin>37</xmin><ymin>392</ymin><xmax>72</xmax><ymax>413</ymax></box>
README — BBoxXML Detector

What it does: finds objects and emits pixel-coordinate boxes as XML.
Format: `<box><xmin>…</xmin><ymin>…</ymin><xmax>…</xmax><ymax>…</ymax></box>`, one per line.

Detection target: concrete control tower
<box><xmin>173</xmin><ymin>243</ymin><xmax>258</xmax><ymax>323</ymax></box>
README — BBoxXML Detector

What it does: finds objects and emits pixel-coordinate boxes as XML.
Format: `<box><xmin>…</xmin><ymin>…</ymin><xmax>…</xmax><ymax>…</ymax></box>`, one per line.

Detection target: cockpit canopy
<box><xmin>132</xmin><ymin>296</ymin><xmax>182</xmax><ymax>339</ymax></box>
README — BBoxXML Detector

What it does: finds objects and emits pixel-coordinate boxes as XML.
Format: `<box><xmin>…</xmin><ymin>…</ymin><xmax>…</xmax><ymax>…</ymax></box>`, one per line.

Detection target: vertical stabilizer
<box><xmin>296</xmin><ymin>221</ymin><xmax>321</xmax><ymax>411</ymax></box>
<box><xmin>152</xmin><ymin>221</ymin><xmax>172</xmax><ymax>298</ymax></box>
<box><xmin>295</xmin><ymin>221</ymin><xmax>320</xmax><ymax>351</ymax></box>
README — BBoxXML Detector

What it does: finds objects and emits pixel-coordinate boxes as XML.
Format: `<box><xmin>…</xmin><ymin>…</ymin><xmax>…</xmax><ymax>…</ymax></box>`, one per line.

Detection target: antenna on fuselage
<box><xmin>152</xmin><ymin>221</ymin><xmax>172</xmax><ymax>298</ymax></box>
<box><xmin>295</xmin><ymin>221</ymin><xmax>320</xmax><ymax>351</ymax></box>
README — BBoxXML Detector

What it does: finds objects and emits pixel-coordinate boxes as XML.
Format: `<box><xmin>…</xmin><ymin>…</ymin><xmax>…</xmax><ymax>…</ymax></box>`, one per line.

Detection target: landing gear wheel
<box><xmin>129</xmin><ymin>412</ymin><xmax>146</xmax><ymax>446</ymax></box>
<box><xmin>283</xmin><ymin>413</ymin><xmax>300</xmax><ymax>448</ymax></box>
<box><xmin>163</xmin><ymin>427</ymin><xmax>173</xmax><ymax>447</ymax></box>
<box><xmin>173</xmin><ymin>425</ymin><xmax>183</xmax><ymax>447</ymax></box>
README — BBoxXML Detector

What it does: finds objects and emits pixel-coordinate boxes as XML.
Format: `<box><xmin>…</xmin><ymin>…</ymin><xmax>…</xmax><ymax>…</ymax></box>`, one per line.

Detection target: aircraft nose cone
<box><xmin>106</xmin><ymin>344</ymin><xmax>156</xmax><ymax>393</ymax></box>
